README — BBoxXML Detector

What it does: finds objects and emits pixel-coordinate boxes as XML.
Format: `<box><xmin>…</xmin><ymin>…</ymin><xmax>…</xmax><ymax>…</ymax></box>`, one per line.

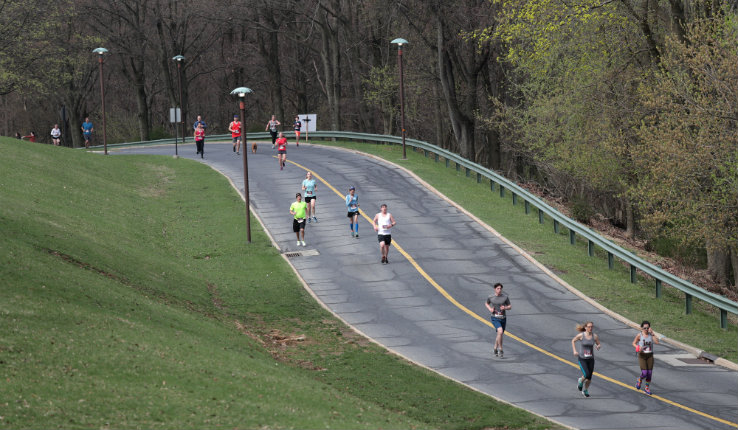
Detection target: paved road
<box><xmin>119</xmin><ymin>141</ymin><xmax>738</xmax><ymax>430</ymax></box>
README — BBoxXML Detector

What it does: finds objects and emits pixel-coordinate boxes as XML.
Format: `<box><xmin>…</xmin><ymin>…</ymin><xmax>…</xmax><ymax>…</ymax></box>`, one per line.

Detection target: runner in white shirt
<box><xmin>50</xmin><ymin>124</ymin><xmax>62</xmax><ymax>146</ymax></box>
<box><xmin>372</xmin><ymin>204</ymin><xmax>396</xmax><ymax>264</ymax></box>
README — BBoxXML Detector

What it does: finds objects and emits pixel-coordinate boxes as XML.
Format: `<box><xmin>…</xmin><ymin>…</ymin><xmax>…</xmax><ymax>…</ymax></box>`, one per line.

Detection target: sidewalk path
<box><xmin>119</xmin><ymin>142</ymin><xmax>738</xmax><ymax>430</ymax></box>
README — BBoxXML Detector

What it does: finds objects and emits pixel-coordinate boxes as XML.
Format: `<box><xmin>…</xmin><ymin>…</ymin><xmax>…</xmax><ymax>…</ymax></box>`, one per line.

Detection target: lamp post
<box><xmin>230</xmin><ymin>87</ymin><xmax>254</xmax><ymax>243</ymax></box>
<box><xmin>172</xmin><ymin>55</ymin><xmax>185</xmax><ymax>157</ymax></box>
<box><xmin>92</xmin><ymin>47</ymin><xmax>109</xmax><ymax>154</ymax></box>
<box><xmin>391</xmin><ymin>38</ymin><xmax>408</xmax><ymax>160</ymax></box>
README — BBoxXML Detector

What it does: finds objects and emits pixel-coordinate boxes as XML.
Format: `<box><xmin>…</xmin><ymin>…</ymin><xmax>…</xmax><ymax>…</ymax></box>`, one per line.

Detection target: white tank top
<box><xmin>376</xmin><ymin>213</ymin><xmax>392</xmax><ymax>235</ymax></box>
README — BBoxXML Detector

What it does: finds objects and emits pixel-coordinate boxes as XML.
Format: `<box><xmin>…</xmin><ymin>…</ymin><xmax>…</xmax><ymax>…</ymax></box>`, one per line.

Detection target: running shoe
<box><xmin>578</xmin><ymin>378</ymin><xmax>583</xmax><ymax>391</ymax></box>
<box><xmin>351</xmin><ymin>231</ymin><xmax>355</xmax><ymax>237</ymax></box>
<box><xmin>296</xmin><ymin>241</ymin><xmax>300</xmax><ymax>246</ymax></box>
<box><xmin>493</xmin><ymin>348</ymin><xmax>498</xmax><ymax>357</ymax></box>
<box><xmin>582</xmin><ymin>389</ymin><xmax>590</xmax><ymax>398</ymax></box>
<box><xmin>644</xmin><ymin>386</ymin><xmax>651</xmax><ymax>396</ymax></box>
<box><xmin>635</xmin><ymin>378</ymin><xmax>642</xmax><ymax>390</ymax></box>
<box><xmin>381</xmin><ymin>257</ymin><xmax>386</xmax><ymax>264</ymax></box>
<box><xmin>355</xmin><ymin>233</ymin><xmax>359</xmax><ymax>238</ymax></box>
<box><xmin>313</xmin><ymin>216</ymin><xmax>317</xmax><ymax>222</ymax></box>
<box><xmin>301</xmin><ymin>240</ymin><xmax>306</xmax><ymax>247</ymax></box>
<box><xmin>385</xmin><ymin>258</ymin><xmax>389</xmax><ymax>264</ymax></box>
<box><xmin>236</xmin><ymin>151</ymin><xmax>239</xmax><ymax>155</ymax></box>
<box><xmin>307</xmin><ymin>218</ymin><xmax>311</xmax><ymax>223</ymax></box>
<box><xmin>498</xmin><ymin>349</ymin><xmax>503</xmax><ymax>358</ymax></box>
<box><xmin>233</xmin><ymin>146</ymin><xmax>235</xmax><ymax>152</ymax></box>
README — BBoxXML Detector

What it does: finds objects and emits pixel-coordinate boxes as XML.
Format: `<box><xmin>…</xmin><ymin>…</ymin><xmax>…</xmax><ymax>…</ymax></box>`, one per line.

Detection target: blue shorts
<box><xmin>491</xmin><ymin>316</ymin><xmax>506</xmax><ymax>332</ymax></box>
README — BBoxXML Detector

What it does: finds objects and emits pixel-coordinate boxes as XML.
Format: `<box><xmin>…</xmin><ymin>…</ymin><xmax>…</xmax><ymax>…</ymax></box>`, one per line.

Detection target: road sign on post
<box><xmin>169</xmin><ymin>108</ymin><xmax>181</xmax><ymax>123</ymax></box>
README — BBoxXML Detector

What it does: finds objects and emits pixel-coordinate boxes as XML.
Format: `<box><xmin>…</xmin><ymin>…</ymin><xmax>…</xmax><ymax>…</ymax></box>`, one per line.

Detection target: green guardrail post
<box><xmin>524</xmin><ymin>201</ymin><xmax>530</xmax><ymax>214</ymax></box>
<box><xmin>456</xmin><ymin>162</ymin><xmax>460</xmax><ymax>172</ymax></box>
<box><xmin>490</xmin><ymin>179</ymin><xmax>495</xmax><ymax>191</ymax></box>
<box><xmin>721</xmin><ymin>309</ymin><xmax>727</xmax><ymax>329</ymax></box>
<box><xmin>630</xmin><ymin>264</ymin><xmax>637</xmax><ymax>283</ymax></box>
<box><xmin>446</xmin><ymin>158</ymin><xmax>450</xmax><ymax>168</ymax></box>
<box><xmin>499</xmin><ymin>185</ymin><xmax>505</xmax><ymax>198</ymax></box>
<box><xmin>465</xmin><ymin>167</ymin><xmax>470</xmax><ymax>177</ymax></box>
<box><xmin>538</xmin><ymin>209</ymin><xmax>544</xmax><ymax>224</ymax></box>
<box><xmin>554</xmin><ymin>220</ymin><xmax>560</xmax><ymax>234</ymax></box>
<box><xmin>512</xmin><ymin>193</ymin><xmax>518</xmax><ymax>205</ymax></box>
<box><xmin>477</xmin><ymin>172</ymin><xmax>481</xmax><ymax>183</ymax></box>
<box><xmin>424</xmin><ymin>149</ymin><xmax>428</xmax><ymax>157</ymax></box>
<box><xmin>588</xmin><ymin>240</ymin><xmax>594</xmax><ymax>257</ymax></box>
<box><xmin>685</xmin><ymin>294</ymin><xmax>692</xmax><ymax>314</ymax></box>
<box><xmin>655</xmin><ymin>279</ymin><xmax>662</xmax><ymax>298</ymax></box>
<box><xmin>435</xmin><ymin>153</ymin><xmax>439</xmax><ymax>162</ymax></box>
<box><xmin>569</xmin><ymin>230</ymin><xmax>576</xmax><ymax>245</ymax></box>
<box><xmin>608</xmin><ymin>252</ymin><xmax>614</xmax><ymax>269</ymax></box>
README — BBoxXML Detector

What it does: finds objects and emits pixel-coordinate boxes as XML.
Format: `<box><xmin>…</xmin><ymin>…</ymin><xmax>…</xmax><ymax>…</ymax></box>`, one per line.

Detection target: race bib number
<box><xmin>493</xmin><ymin>313</ymin><xmax>505</xmax><ymax>319</ymax></box>
<box><xmin>583</xmin><ymin>350</ymin><xmax>593</xmax><ymax>358</ymax></box>
<box><xmin>297</xmin><ymin>218</ymin><xmax>304</xmax><ymax>223</ymax></box>
<box><xmin>306</xmin><ymin>191</ymin><xmax>313</xmax><ymax>196</ymax></box>
<box><xmin>643</xmin><ymin>344</ymin><xmax>652</xmax><ymax>353</ymax></box>
<box><xmin>351</xmin><ymin>204</ymin><xmax>357</xmax><ymax>209</ymax></box>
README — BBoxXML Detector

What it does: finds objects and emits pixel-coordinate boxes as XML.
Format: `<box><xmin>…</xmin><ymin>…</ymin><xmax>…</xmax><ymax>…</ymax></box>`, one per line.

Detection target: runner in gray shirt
<box><xmin>485</xmin><ymin>283</ymin><xmax>511</xmax><ymax>358</ymax></box>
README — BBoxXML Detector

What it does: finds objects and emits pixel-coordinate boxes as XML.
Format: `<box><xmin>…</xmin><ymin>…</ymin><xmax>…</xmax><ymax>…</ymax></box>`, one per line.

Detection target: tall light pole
<box><xmin>92</xmin><ymin>47</ymin><xmax>109</xmax><ymax>155</ymax></box>
<box><xmin>172</xmin><ymin>55</ymin><xmax>185</xmax><ymax>157</ymax></box>
<box><xmin>230</xmin><ymin>87</ymin><xmax>253</xmax><ymax>243</ymax></box>
<box><xmin>391</xmin><ymin>38</ymin><xmax>408</xmax><ymax>160</ymax></box>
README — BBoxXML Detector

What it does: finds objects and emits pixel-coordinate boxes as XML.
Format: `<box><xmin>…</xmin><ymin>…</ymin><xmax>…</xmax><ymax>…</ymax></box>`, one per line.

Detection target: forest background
<box><xmin>1</xmin><ymin>0</ymin><xmax>736</xmax><ymax>293</ymax></box>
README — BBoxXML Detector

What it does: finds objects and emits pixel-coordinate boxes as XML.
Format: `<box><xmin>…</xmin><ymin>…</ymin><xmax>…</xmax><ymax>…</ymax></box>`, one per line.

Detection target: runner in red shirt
<box><xmin>276</xmin><ymin>132</ymin><xmax>288</xmax><ymax>170</ymax></box>
<box><xmin>194</xmin><ymin>123</ymin><xmax>205</xmax><ymax>158</ymax></box>
<box><xmin>228</xmin><ymin>115</ymin><xmax>241</xmax><ymax>155</ymax></box>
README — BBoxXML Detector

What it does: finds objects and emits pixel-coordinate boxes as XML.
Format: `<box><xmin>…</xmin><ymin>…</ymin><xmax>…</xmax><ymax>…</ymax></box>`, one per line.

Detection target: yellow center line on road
<box><xmin>282</xmin><ymin>157</ymin><xmax>737</xmax><ymax>428</ymax></box>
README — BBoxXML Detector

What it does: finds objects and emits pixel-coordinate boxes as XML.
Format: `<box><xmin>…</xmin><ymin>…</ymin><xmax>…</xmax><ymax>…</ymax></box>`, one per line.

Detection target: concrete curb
<box><xmin>207</xmin><ymin>161</ymin><xmax>575</xmax><ymax>430</ymax></box>
<box><xmin>319</xmin><ymin>143</ymin><xmax>738</xmax><ymax>372</ymax></box>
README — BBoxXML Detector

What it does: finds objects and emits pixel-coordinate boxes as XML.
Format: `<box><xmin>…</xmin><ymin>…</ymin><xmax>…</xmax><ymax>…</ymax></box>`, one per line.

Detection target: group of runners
<box><xmin>289</xmin><ymin>174</ymin><xmax>396</xmax><ymax>264</ymax></box>
<box><xmin>487</xmin><ymin>283</ymin><xmax>661</xmax><ymax>398</ymax></box>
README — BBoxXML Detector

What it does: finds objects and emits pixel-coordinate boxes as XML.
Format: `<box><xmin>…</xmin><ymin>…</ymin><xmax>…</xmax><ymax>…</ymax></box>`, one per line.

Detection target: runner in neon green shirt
<box><xmin>290</xmin><ymin>193</ymin><xmax>308</xmax><ymax>247</ymax></box>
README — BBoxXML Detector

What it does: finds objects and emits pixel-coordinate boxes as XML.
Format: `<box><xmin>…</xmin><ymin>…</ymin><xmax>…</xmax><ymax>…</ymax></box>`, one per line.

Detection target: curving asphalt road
<box><xmin>118</xmin><ymin>141</ymin><xmax>738</xmax><ymax>430</ymax></box>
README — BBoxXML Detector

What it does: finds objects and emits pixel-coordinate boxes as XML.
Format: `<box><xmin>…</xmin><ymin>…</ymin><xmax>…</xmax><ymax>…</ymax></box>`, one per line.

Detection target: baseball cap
<box><xmin>349</xmin><ymin>186</ymin><xmax>355</xmax><ymax>190</ymax></box>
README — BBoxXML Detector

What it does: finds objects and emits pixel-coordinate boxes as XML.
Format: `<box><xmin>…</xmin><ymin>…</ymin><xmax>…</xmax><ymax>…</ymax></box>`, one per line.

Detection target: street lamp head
<box><xmin>230</xmin><ymin>87</ymin><xmax>253</xmax><ymax>98</ymax></box>
<box><xmin>92</xmin><ymin>47</ymin><xmax>109</xmax><ymax>56</ymax></box>
<box><xmin>391</xmin><ymin>38</ymin><xmax>409</xmax><ymax>47</ymax></box>
<box><xmin>172</xmin><ymin>54</ymin><xmax>185</xmax><ymax>62</ymax></box>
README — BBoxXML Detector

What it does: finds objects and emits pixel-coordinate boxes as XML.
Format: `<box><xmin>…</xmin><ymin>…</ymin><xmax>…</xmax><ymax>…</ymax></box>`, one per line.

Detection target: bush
<box><xmin>570</xmin><ymin>196</ymin><xmax>594</xmax><ymax>223</ymax></box>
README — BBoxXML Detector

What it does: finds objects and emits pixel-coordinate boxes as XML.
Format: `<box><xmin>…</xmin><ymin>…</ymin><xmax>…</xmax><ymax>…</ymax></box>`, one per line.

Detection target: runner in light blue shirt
<box><xmin>302</xmin><ymin>171</ymin><xmax>318</xmax><ymax>223</ymax></box>
<box><xmin>345</xmin><ymin>186</ymin><xmax>359</xmax><ymax>237</ymax></box>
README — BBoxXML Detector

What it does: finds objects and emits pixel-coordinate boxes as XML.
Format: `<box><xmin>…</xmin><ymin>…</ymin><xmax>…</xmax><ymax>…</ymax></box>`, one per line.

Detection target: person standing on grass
<box><xmin>485</xmin><ymin>283</ymin><xmax>511</xmax><ymax>358</ymax></box>
<box><xmin>275</xmin><ymin>132</ymin><xmax>288</xmax><ymax>170</ymax></box>
<box><xmin>632</xmin><ymin>320</ymin><xmax>660</xmax><ymax>396</ymax></box>
<box><xmin>81</xmin><ymin>117</ymin><xmax>93</xmax><ymax>148</ymax></box>
<box><xmin>572</xmin><ymin>321</ymin><xmax>601</xmax><ymax>398</ymax></box>
<box><xmin>290</xmin><ymin>192</ymin><xmax>307</xmax><ymax>247</ymax></box>
<box><xmin>302</xmin><ymin>171</ymin><xmax>318</xmax><ymax>223</ymax></box>
<box><xmin>293</xmin><ymin>115</ymin><xmax>302</xmax><ymax>146</ymax></box>
<box><xmin>194</xmin><ymin>123</ymin><xmax>205</xmax><ymax>158</ymax></box>
<box><xmin>373</xmin><ymin>204</ymin><xmax>396</xmax><ymax>264</ymax></box>
<box><xmin>50</xmin><ymin>124</ymin><xmax>61</xmax><ymax>146</ymax></box>
<box><xmin>229</xmin><ymin>114</ymin><xmax>241</xmax><ymax>155</ymax></box>
<box><xmin>266</xmin><ymin>114</ymin><xmax>280</xmax><ymax>148</ymax></box>
<box><xmin>345</xmin><ymin>186</ymin><xmax>360</xmax><ymax>237</ymax></box>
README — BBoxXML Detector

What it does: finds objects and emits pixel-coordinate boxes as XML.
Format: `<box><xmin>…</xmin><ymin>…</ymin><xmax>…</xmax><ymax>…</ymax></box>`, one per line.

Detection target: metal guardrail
<box><xmin>100</xmin><ymin>130</ymin><xmax>737</xmax><ymax>328</ymax></box>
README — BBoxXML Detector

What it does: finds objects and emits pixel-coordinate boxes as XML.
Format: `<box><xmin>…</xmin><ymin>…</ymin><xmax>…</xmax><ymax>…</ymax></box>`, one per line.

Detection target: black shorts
<box><xmin>305</xmin><ymin>196</ymin><xmax>315</xmax><ymax>203</ymax></box>
<box><xmin>278</xmin><ymin>149</ymin><xmax>286</xmax><ymax>154</ymax></box>
<box><xmin>292</xmin><ymin>218</ymin><xmax>305</xmax><ymax>232</ymax></box>
<box><xmin>377</xmin><ymin>234</ymin><xmax>392</xmax><ymax>245</ymax></box>
<box><xmin>232</xmin><ymin>137</ymin><xmax>241</xmax><ymax>143</ymax></box>
<box><xmin>347</xmin><ymin>211</ymin><xmax>359</xmax><ymax>218</ymax></box>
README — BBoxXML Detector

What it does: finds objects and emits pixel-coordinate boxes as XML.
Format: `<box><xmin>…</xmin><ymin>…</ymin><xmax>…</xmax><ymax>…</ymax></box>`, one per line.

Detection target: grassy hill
<box><xmin>0</xmin><ymin>139</ymin><xmax>556</xmax><ymax>429</ymax></box>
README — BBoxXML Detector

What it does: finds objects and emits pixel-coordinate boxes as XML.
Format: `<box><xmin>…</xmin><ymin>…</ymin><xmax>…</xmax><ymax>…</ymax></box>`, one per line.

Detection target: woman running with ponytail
<box><xmin>632</xmin><ymin>320</ymin><xmax>660</xmax><ymax>395</ymax></box>
<box><xmin>571</xmin><ymin>321</ymin><xmax>601</xmax><ymax>398</ymax></box>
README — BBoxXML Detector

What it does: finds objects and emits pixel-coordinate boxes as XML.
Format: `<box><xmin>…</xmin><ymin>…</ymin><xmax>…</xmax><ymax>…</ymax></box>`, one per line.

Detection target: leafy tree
<box><xmin>635</xmin><ymin>16</ymin><xmax>738</xmax><ymax>288</ymax></box>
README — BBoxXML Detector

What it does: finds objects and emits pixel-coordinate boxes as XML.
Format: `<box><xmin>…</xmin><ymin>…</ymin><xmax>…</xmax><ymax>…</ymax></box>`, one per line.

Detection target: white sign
<box><xmin>169</xmin><ymin>108</ymin><xmax>181</xmax><ymax>123</ymax></box>
<box><xmin>298</xmin><ymin>114</ymin><xmax>317</xmax><ymax>132</ymax></box>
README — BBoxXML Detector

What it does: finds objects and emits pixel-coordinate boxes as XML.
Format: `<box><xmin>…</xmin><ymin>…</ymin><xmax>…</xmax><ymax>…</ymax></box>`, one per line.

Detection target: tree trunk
<box><xmin>706</xmin><ymin>240</ymin><xmax>731</xmax><ymax>286</ymax></box>
<box><xmin>257</xmin><ymin>9</ymin><xmax>284</xmax><ymax>123</ymax></box>
<box><xmin>624</xmin><ymin>197</ymin><xmax>635</xmax><ymax>238</ymax></box>
<box><xmin>730</xmin><ymin>244</ymin><xmax>738</xmax><ymax>290</ymax></box>
<box><xmin>436</xmin><ymin>14</ymin><xmax>475</xmax><ymax>159</ymax></box>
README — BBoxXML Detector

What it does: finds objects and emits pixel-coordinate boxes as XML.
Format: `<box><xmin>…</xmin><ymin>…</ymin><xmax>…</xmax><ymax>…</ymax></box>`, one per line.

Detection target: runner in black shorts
<box><xmin>373</xmin><ymin>204</ymin><xmax>396</xmax><ymax>264</ymax></box>
<box><xmin>345</xmin><ymin>186</ymin><xmax>360</xmax><ymax>237</ymax></box>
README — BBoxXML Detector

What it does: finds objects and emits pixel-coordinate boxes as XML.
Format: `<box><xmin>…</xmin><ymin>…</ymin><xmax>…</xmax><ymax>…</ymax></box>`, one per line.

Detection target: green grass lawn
<box><xmin>0</xmin><ymin>139</ymin><xmax>557</xmax><ymax>429</ymax></box>
<box><xmin>309</xmin><ymin>139</ymin><xmax>738</xmax><ymax>363</ymax></box>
